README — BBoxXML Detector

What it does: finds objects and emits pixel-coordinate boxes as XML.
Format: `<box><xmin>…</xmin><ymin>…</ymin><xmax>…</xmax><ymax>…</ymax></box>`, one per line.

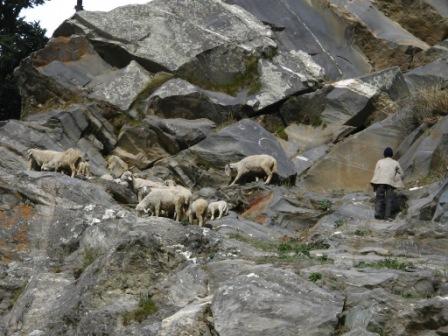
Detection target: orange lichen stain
<box><xmin>241</xmin><ymin>192</ymin><xmax>274</xmax><ymax>224</ymax></box>
<box><xmin>0</xmin><ymin>204</ymin><xmax>32</xmax><ymax>263</ymax></box>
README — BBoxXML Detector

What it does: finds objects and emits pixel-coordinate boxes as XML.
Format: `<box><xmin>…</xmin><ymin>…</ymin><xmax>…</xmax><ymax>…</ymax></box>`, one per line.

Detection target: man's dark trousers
<box><xmin>374</xmin><ymin>184</ymin><xmax>395</xmax><ymax>219</ymax></box>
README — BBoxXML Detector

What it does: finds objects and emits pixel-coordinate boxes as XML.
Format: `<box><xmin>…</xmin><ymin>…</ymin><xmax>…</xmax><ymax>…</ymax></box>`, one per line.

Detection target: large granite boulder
<box><xmin>144</xmin><ymin>116</ymin><xmax>216</xmax><ymax>150</ymax></box>
<box><xmin>280</xmin><ymin>67</ymin><xmax>409</xmax><ymax>128</ymax></box>
<box><xmin>224</xmin><ymin>0</ymin><xmax>371</xmax><ymax>79</ymax></box>
<box><xmin>54</xmin><ymin>0</ymin><xmax>274</xmax><ymax>73</ymax></box>
<box><xmin>209</xmin><ymin>261</ymin><xmax>344</xmax><ymax>336</ymax></box>
<box><xmin>399</xmin><ymin>116</ymin><xmax>448</xmax><ymax>181</ymax></box>
<box><xmin>180</xmin><ymin>119</ymin><xmax>297</xmax><ymax>181</ymax></box>
<box><xmin>145</xmin><ymin>78</ymin><xmax>245</xmax><ymax>124</ymax></box>
<box><xmin>405</xmin><ymin>57</ymin><xmax>448</xmax><ymax>91</ymax></box>
<box><xmin>86</xmin><ymin>60</ymin><xmax>155</xmax><ymax>111</ymax></box>
<box><xmin>302</xmin><ymin>114</ymin><xmax>406</xmax><ymax>192</ymax></box>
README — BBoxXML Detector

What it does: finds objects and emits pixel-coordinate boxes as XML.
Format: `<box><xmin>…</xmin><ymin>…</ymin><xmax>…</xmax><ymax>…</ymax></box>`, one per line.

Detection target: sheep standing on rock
<box><xmin>136</xmin><ymin>189</ymin><xmax>185</xmax><ymax>221</ymax></box>
<box><xmin>41</xmin><ymin>148</ymin><xmax>83</xmax><ymax>178</ymax></box>
<box><xmin>187</xmin><ymin>198</ymin><xmax>208</xmax><ymax>227</ymax></box>
<box><xmin>225</xmin><ymin>154</ymin><xmax>278</xmax><ymax>185</ymax></box>
<box><xmin>208</xmin><ymin>200</ymin><xmax>229</xmax><ymax>220</ymax></box>
<box><xmin>27</xmin><ymin>148</ymin><xmax>63</xmax><ymax>171</ymax></box>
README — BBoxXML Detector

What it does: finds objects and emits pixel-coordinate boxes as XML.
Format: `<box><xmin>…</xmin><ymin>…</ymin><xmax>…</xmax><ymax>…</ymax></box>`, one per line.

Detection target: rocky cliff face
<box><xmin>2</xmin><ymin>0</ymin><xmax>448</xmax><ymax>335</ymax></box>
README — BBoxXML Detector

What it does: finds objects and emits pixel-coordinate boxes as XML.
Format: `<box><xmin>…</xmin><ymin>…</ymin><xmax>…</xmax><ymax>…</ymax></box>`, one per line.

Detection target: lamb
<box><xmin>41</xmin><ymin>148</ymin><xmax>83</xmax><ymax>178</ymax></box>
<box><xmin>27</xmin><ymin>148</ymin><xmax>63</xmax><ymax>171</ymax></box>
<box><xmin>77</xmin><ymin>161</ymin><xmax>91</xmax><ymax>178</ymax></box>
<box><xmin>135</xmin><ymin>188</ymin><xmax>184</xmax><ymax>221</ymax></box>
<box><xmin>207</xmin><ymin>200</ymin><xmax>229</xmax><ymax>220</ymax></box>
<box><xmin>225</xmin><ymin>154</ymin><xmax>278</xmax><ymax>186</ymax></box>
<box><xmin>187</xmin><ymin>198</ymin><xmax>208</xmax><ymax>227</ymax></box>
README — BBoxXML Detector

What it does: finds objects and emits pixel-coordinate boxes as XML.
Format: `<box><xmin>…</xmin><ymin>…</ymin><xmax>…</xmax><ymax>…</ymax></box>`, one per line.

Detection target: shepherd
<box><xmin>370</xmin><ymin>147</ymin><xmax>404</xmax><ymax>220</ymax></box>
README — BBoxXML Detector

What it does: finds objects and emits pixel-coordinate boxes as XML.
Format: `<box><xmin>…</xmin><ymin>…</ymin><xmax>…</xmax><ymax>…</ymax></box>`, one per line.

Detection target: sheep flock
<box><xmin>27</xmin><ymin>148</ymin><xmax>278</xmax><ymax>225</ymax></box>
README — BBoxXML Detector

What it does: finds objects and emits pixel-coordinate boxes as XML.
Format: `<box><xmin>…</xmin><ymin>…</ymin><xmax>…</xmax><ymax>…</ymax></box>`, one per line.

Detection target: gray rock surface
<box><xmin>55</xmin><ymin>0</ymin><xmax>274</xmax><ymax>73</ymax></box>
<box><xmin>87</xmin><ymin>61</ymin><xmax>155</xmax><ymax>111</ymax></box>
<box><xmin>146</xmin><ymin>78</ymin><xmax>245</xmax><ymax>124</ymax></box>
<box><xmin>145</xmin><ymin>116</ymin><xmax>216</xmax><ymax>150</ymax></box>
<box><xmin>405</xmin><ymin>58</ymin><xmax>448</xmax><ymax>91</ymax></box>
<box><xmin>180</xmin><ymin>119</ymin><xmax>296</xmax><ymax>180</ymax></box>
<box><xmin>224</xmin><ymin>0</ymin><xmax>371</xmax><ymax>79</ymax></box>
<box><xmin>210</xmin><ymin>263</ymin><xmax>343</xmax><ymax>336</ymax></box>
<box><xmin>4</xmin><ymin>0</ymin><xmax>448</xmax><ymax>335</ymax></box>
<box><xmin>399</xmin><ymin>116</ymin><xmax>448</xmax><ymax>181</ymax></box>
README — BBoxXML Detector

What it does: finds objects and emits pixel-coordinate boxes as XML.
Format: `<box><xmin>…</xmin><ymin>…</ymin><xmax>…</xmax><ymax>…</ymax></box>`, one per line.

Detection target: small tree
<box><xmin>0</xmin><ymin>0</ymin><xmax>48</xmax><ymax>120</ymax></box>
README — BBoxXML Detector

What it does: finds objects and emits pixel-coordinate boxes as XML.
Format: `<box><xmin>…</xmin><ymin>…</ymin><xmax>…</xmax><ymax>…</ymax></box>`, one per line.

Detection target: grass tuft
<box><xmin>123</xmin><ymin>294</ymin><xmax>158</xmax><ymax>326</ymax></box>
<box><xmin>356</xmin><ymin>258</ymin><xmax>413</xmax><ymax>271</ymax></box>
<box><xmin>308</xmin><ymin>272</ymin><xmax>322</xmax><ymax>282</ymax></box>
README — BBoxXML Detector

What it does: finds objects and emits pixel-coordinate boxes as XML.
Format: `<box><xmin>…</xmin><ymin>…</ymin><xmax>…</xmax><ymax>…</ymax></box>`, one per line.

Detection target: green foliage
<box><xmin>356</xmin><ymin>258</ymin><xmax>413</xmax><ymax>271</ymax></box>
<box><xmin>274</xmin><ymin>127</ymin><xmax>288</xmax><ymax>140</ymax></box>
<box><xmin>334</xmin><ymin>218</ymin><xmax>345</xmax><ymax>228</ymax></box>
<box><xmin>317</xmin><ymin>199</ymin><xmax>332</xmax><ymax>211</ymax></box>
<box><xmin>277</xmin><ymin>241</ymin><xmax>329</xmax><ymax>258</ymax></box>
<box><xmin>123</xmin><ymin>294</ymin><xmax>158</xmax><ymax>325</ymax></box>
<box><xmin>308</xmin><ymin>272</ymin><xmax>322</xmax><ymax>282</ymax></box>
<box><xmin>354</xmin><ymin>229</ymin><xmax>369</xmax><ymax>236</ymax></box>
<box><xmin>0</xmin><ymin>0</ymin><xmax>48</xmax><ymax>120</ymax></box>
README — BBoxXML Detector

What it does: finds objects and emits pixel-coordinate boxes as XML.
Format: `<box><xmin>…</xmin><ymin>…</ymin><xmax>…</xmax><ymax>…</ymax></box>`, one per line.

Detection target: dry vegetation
<box><xmin>408</xmin><ymin>85</ymin><xmax>448</xmax><ymax>128</ymax></box>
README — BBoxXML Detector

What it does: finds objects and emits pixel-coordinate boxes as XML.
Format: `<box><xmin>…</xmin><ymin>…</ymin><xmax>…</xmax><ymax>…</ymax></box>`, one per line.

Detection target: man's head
<box><xmin>384</xmin><ymin>147</ymin><xmax>393</xmax><ymax>158</ymax></box>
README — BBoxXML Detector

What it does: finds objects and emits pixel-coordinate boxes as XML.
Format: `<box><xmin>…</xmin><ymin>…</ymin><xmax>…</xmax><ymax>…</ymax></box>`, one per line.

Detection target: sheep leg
<box><xmin>70</xmin><ymin>163</ymin><xmax>76</xmax><ymax>178</ymax></box>
<box><xmin>198</xmin><ymin>212</ymin><xmax>203</xmax><ymax>227</ymax></box>
<box><xmin>210</xmin><ymin>209</ymin><xmax>215</xmax><ymax>221</ymax></box>
<box><xmin>218</xmin><ymin>207</ymin><xmax>223</xmax><ymax>219</ymax></box>
<box><xmin>188</xmin><ymin>211</ymin><xmax>194</xmax><ymax>225</ymax></box>
<box><xmin>175</xmin><ymin>203</ymin><xmax>181</xmax><ymax>222</ymax></box>
<box><xmin>28</xmin><ymin>159</ymin><xmax>33</xmax><ymax>170</ymax></box>
<box><xmin>230</xmin><ymin>171</ymin><xmax>243</xmax><ymax>186</ymax></box>
<box><xmin>262</xmin><ymin>166</ymin><xmax>273</xmax><ymax>184</ymax></box>
<box><xmin>155</xmin><ymin>202</ymin><xmax>161</xmax><ymax>217</ymax></box>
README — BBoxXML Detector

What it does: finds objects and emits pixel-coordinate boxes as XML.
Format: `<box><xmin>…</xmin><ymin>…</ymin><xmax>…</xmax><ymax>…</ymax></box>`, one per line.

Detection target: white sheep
<box><xmin>207</xmin><ymin>200</ymin><xmax>229</xmax><ymax>220</ymax></box>
<box><xmin>225</xmin><ymin>154</ymin><xmax>278</xmax><ymax>185</ymax></box>
<box><xmin>135</xmin><ymin>188</ymin><xmax>184</xmax><ymax>221</ymax></box>
<box><xmin>41</xmin><ymin>148</ymin><xmax>83</xmax><ymax>178</ymax></box>
<box><xmin>187</xmin><ymin>198</ymin><xmax>208</xmax><ymax>227</ymax></box>
<box><xmin>121</xmin><ymin>171</ymin><xmax>167</xmax><ymax>201</ymax></box>
<box><xmin>165</xmin><ymin>180</ymin><xmax>192</xmax><ymax>207</ymax></box>
<box><xmin>27</xmin><ymin>148</ymin><xmax>63</xmax><ymax>171</ymax></box>
<box><xmin>77</xmin><ymin>161</ymin><xmax>91</xmax><ymax>178</ymax></box>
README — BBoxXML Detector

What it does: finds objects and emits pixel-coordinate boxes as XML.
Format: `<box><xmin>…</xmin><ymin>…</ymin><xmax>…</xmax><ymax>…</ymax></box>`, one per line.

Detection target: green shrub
<box><xmin>308</xmin><ymin>272</ymin><xmax>322</xmax><ymax>282</ymax></box>
<box><xmin>317</xmin><ymin>199</ymin><xmax>332</xmax><ymax>211</ymax></box>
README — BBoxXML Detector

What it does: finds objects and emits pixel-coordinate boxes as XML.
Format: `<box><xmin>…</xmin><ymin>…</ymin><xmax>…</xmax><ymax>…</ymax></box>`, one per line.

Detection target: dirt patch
<box><xmin>374</xmin><ymin>0</ymin><xmax>448</xmax><ymax>46</ymax></box>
